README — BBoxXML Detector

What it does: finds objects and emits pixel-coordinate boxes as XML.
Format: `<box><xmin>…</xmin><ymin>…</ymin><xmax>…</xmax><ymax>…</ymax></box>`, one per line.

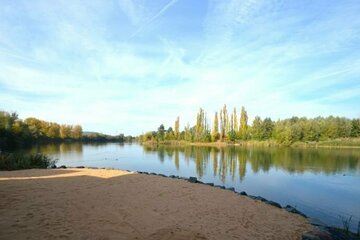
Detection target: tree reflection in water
<box><xmin>142</xmin><ymin>145</ymin><xmax>360</xmax><ymax>183</ymax></box>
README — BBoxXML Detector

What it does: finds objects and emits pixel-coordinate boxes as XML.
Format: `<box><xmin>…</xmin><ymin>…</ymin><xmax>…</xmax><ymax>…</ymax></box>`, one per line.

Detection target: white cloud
<box><xmin>0</xmin><ymin>0</ymin><xmax>359</xmax><ymax>135</ymax></box>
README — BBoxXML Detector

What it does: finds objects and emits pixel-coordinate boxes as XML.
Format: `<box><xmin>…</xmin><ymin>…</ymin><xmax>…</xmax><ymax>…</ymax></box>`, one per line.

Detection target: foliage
<box><xmin>211</xmin><ymin>112</ymin><xmax>220</xmax><ymax>142</ymax></box>
<box><xmin>82</xmin><ymin>132</ymin><xmax>126</xmax><ymax>143</ymax></box>
<box><xmin>239</xmin><ymin>106</ymin><xmax>248</xmax><ymax>140</ymax></box>
<box><xmin>1</xmin><ymin>111</ymin><xmax>130</xmax><ymax>150</ymax></box>
<box><xmin>0</xmin><ymin>152</ymin><xmax>57</xmax><ymax>170</ymax></box>
<box><xmin>174</xmin><ymin>117</ymin><xmax>180</xmax><ymax>140</ymax></box>
<box><xmin>138</xmin><ymin>105</ymin><xmax>360</xmax><ymax>145</ymax></box>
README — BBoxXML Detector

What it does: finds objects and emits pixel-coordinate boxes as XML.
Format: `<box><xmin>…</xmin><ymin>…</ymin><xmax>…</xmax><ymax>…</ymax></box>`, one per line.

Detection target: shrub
<box><xmin>0</xmin><ymin>153</ymin><xmax>57</xmax><ymax>170</ymax></box>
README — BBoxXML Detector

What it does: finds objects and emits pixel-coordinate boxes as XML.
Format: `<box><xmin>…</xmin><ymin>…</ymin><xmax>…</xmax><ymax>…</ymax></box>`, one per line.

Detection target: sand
<box><xmin>0</xmin><ymin>168</ymin><xmax>312</xmax><ymax>240</ymax></box>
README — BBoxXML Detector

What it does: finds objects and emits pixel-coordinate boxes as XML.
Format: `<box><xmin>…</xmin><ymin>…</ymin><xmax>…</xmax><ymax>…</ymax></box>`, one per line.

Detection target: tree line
<box><xmin>139</xmin><ymin>105</ymin><xmax>360</xmax><ymax>145</ymax></box>
<box><xmin>0</xmin><ymin>111</ymin><xmax>128</xmax><ymax>150</ymax></box>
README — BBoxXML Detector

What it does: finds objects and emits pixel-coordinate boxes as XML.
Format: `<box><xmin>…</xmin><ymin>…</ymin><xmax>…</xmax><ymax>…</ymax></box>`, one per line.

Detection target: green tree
<box><xmin>262</xmin><ymin>118</ymin><xmax>273</xmax><ymax>140</ymax></box>
<box><xmin>184</xmin><ymin>123</ymin><xmax>193</xmax><ymax>142</ymax></box>
<box><xmin>251</xmin><ymin>116</ymin><xmax>263</xmax><ymax>140</ymax></box>
<box><xmin>195</xmin><ymin>108</ymin><xmax>209</xmax><ymax>142</ymax></box>
<box><xmin>157</xmin><ymin>124</ymin><xmax>165</xmax><ymax>141</ymax></box>
<box><xmin>60</xmin><ymin>124</ymin><xmax>72</xmax><ymax>139</ymax></box>
<box><xmin>47</xmin><ymin>123</ymin><xmax>60</xmax><ymax>138</ymax></box>
<box><xmin>165</xmin><ymin>127</ymin><xmax>175</xmax><ymax>140</ymax></box>
<box><xmin>220</xmin><ymin>105</ymin><xmax>228</xmax><ymax>141</ymax></box>
<box><xmin>24</xmin><ymin>118</ymin><xmax>42</xmax><ymax>139</ymax></box>
<box><xmin>174</xmin><ymin>116</ymin><xmax>180</xmax><ymax>140</ymax></box>
<box><xmin>72</xmin><ymin>125</ymin><xmax>82</xmax><ymax>139</ymax></box>
<box><xmin>233</xmin><ymin>108</ymin><xmax>238</xmax><ymax>137</ymax></box>
<box><xmin>303</xmin><ymin>119</ymin><xmax>320</xmax><ymax>142</ymax></box>
<box><xmin>239</xmin><ymin>106</ymin><xmax>248</xmax><ymax>140</ymax></box>
<box><xmin>273</xmin><ymin>120</ymin><xmax>292</xmax><ymax>145</ymax></box>
<box><xmin>351</xmin><ymin>119</ymin><xmax>360</xmax><ymax>137</ymax></box>
<box><xmin>212</xmin><ymin>112</ymin><xmax>220</xmax><ymax>142</ymax></box>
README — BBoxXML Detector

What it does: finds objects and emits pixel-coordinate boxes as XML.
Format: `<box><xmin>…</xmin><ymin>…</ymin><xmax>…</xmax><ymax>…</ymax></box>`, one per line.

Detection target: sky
<box><xmin>0</xmin><ymin>0</ymin><xmax>359</xmax><ymax>135</ymax></box>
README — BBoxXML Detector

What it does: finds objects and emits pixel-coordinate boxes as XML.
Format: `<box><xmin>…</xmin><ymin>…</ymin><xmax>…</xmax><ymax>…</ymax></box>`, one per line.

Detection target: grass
<box><xmin>141</xmin><ymin>138</ymin><xmax>360</xmax><ymax>148</ymax></box>
<box><xmin>0</xmin><ymin>152</ymin><xmax>57</xmax><ymax>171</ymax></box>
<box><xmin>293</xmin><ymin>138</ymin><xmax>360</xmax><ymax>148</ymax></box>
<box><xmin>341</xmin><ymin>215</ymin><xmax>352</xmax><ymax>233</ymax></box>
<box><xmin>141</xmin><ymin>139</ymin><xmax>281</xmax><ymax>148</ymax></box>
<box><xmin>316</xmin><ymin>138</ymin><xmax>360</xmax><ymax>147</ymax></box>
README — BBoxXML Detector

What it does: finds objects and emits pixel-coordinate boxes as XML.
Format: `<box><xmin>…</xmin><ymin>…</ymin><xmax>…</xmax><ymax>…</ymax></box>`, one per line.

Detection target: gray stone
<box><xmin>254</xmin><ymin>196</ymin><xmax>267</xmax><ymax>202</ymax></box>
<box><xmin>248</xmin><ymin>195</ymin><xmax>257</xmax><ymax>200</ymax></box>
<box><xmin>188</xmin><ymin>177</ymin><xmax>197</xmax><ymax>183</ymax></box>
<box><xmin>226</xmin><ymin>187</ymin><xmax>235</xmax><ymax>192</ymax></box>
<box><xmin>266</xmin><ymin>200</ymin><xmax>282</xmax><ymax>208</ymax></box>
<box><xmin>76</xmin><ymin>166</ymin><xmax>85</xmax><ymax>168</ymax></box>
<box><xmin>302</xmin><ymin>229</ymin><xmax>332</xmax><ymax>240</ymax></box>
<box><xmin>58</xmin><ymin>165</ymin><xmax>67</xmax><ymax>169</ymax></box>
<box><xmin>302</xmin><ymin>233</ymin><xmax>322</xmax><ymax>240</ymax></box>
<box><xmin>239</xmin><ymin>191</ymin><xmax>247</xmax><ymax>196</ymax></box>
<box><xmin>205</xmin><ymin>183</ymin><xmax>214</xmax><ymax>186</ymax></box>
<box><xmin>284</xmin><ymin>205</ymin><xmax>307</xmax><ymax>218</ymax></box>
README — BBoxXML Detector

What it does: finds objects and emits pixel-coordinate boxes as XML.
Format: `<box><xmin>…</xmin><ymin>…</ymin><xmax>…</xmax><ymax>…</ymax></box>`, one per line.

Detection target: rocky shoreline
<box><xmin>57</xmin><ymin>165</ymin><xmax>358</xmax><ymax>240</ymax></box>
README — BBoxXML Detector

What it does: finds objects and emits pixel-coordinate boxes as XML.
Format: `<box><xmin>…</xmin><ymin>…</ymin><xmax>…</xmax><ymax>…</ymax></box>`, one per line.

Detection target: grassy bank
<box><xmin>141</xmin><ymin>138</ymin><xmax>360</xmax><ymax>149</ymax></box>
<box><xmin>141</xmin><ymin>140</ymin><xmax>281</xmax><ymax>148</ymax></box>
<box><xmin>292</xmin><ymin>138</ymin><xmax>360</xmax><ymax>148</ymax></box>
<box><xmin>0</xmin><ymin>153</ymin><xmax>57</xmax><ymax>171</ymax></box>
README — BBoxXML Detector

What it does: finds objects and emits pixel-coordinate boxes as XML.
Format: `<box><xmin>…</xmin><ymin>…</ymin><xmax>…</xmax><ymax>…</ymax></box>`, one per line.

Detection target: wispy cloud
<box><xmin>128</xmin><ymin>0</ymin><xmax>179</xmax><ymax>39</ymax></box>
<box><xmin>0</xmin><ymin>0</ymin><xmax>359</xmax><ymax>134</ymax></box>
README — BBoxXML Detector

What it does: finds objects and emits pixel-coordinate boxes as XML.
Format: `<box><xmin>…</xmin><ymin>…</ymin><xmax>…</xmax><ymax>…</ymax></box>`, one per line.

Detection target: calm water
<box><xmin>26</xmin><ymin>143</ymin><xmax>360</xmax><ymax>231</ymax></box>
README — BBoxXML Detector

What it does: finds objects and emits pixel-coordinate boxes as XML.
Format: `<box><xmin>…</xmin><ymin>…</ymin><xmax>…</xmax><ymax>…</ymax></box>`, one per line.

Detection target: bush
<box><xmin>0</xmin><ymin>153</ymin><xmax>57</xmax><ymax>170</ymax></box>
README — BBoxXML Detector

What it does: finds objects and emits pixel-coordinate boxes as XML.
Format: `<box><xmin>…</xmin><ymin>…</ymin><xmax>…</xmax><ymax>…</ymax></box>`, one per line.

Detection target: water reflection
<box><xmin>27</xmin><ymin>143</ymin><xmax>81</xmax><ymax>156</ymax></box>
<box><xmin>142</xmin><ymin>145</ymin><xmax>360</xmax><ymax>182</ymax></box>
<box><xmin>27</xmin><ymin>142</ymin><xmax>127</xmax><ymax>161</ymax></box>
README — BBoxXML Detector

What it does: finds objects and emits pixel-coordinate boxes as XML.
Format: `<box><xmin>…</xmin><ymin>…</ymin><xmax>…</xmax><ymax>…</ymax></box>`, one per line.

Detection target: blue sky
<box><xmin>1</xmin><ymin>0</ymin><xmax>359</xmax><ymax>135</ymax></box>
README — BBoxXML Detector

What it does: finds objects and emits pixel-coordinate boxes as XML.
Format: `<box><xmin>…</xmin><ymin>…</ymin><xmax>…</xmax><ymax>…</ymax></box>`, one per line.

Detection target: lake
<box><xmin>25</xmin><ymin>142</ymin><xmax>360</xmax><ymax>231</ymax></box>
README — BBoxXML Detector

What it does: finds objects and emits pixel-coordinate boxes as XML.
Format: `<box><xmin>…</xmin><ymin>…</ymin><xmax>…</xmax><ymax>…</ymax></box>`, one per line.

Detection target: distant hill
<box><xmin>82</xmin><ymin>131</ymin><xmax>103</xmax><ymax>136</ymax></box>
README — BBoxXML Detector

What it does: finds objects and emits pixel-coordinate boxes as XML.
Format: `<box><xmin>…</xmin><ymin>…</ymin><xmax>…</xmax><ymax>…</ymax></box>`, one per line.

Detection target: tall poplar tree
<box><xmin>233</xmin><ymin>108</ymin><xmax>238</xmax><ymax>135</ymax></box>
<box><xmin>212</xmin><ymin>112</ymin><xmax>219</xmax><ymax>141</ymax></box>
<box><xmin>239</xmin><ymin>106</ymin><xmax>248</xmax><ymax>140</ymax></box>
<box><xmin>220</xmin><ymin>109</ymin><xmax>224</xmax><ymax>141</ymax></box>
<box><xmin>223</xmin><ymin>104</ymin><xmax>229</xmax><ymax>138</ymax></box>
<box><xmin>174</xmin><ymin>116</ymin><xmax>180</xmax><ymax>140</ymax></box>
<box><xmin>195</xmin><ymin>108</ymin><xmax>207</xmax><ymax>141</ymax></box>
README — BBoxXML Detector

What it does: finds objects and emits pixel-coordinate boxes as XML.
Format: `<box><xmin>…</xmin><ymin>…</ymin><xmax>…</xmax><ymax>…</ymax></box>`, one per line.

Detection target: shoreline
<box><xmin>1</xmin><ymin>167</ymin><xmax>314</xmax><ymax>240</ymax></box>
<box><xmin>1</xmin><ymin>167</ymin><xmax>357</xmax><ymax>239</ymax></box>
<box><xmin>140</xmin><ymin>139</ymin><xmax>360</xmax><ymax>149</ymax></box>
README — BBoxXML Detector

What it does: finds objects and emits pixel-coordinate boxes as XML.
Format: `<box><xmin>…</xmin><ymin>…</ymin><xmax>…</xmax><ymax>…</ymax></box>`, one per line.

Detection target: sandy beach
<box><xmin>0</xmin><ymin>168</ymin><xmax>312</xmax><ymax>240</ymax></box>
